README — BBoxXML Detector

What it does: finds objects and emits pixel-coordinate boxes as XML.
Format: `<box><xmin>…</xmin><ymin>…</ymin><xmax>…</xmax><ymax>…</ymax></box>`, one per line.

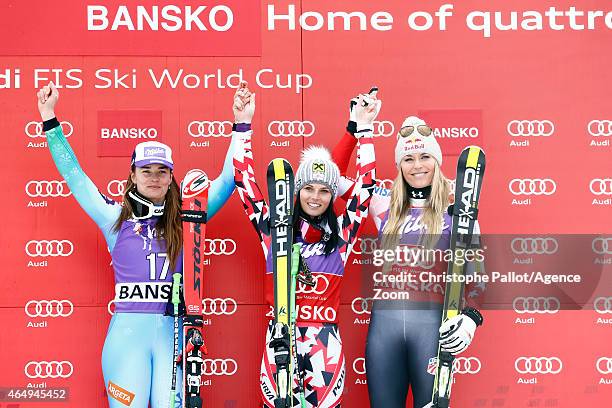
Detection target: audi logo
<box><xmin>25</xmin><ymin>240</ymin><xmax>74</xmax><ymax>257</ymax></box>
<box><xmin>108</xmin><ymin>300</ymin><xmax>115</xmax><ymax>315</ymax></box>
<box><xmin>372</xmin><ymin>120</ymin><xmax>394</xmax><ymax>137</ymax></box>
<box><xmin>592</xmin><ymin>238</ymin><xmax>612</xmax><ymax>255</ymax></box>
<box><xmin>351</xmin><ymin>297</ymin><xmax>373</xmax><ymax>315</ymax></box>
<box><xmin>596</xmin><ymin>357</ymin><xmax>612</xmax><ymax>374</ymax></box>
<box><xmin>202</xmin><ymin>298</ymin><xmax>237</xmax><ymax>315</ymax></box>
<box><xmin>512</xmin><ymin>297</ymin><xmax>560</xmax><ymax>314</ymax></box>
<box><xmin>514</xmin><ymin>357</ymin><xmax>562</xmax><ymax>374</ymax></box>
<box><xmin>25</xmin><ymin>361</ymin><xmax>74</xmax><ymax>379</ymax></box>
<box><xmin>296</xmin><ymin>274</ymin><xmax>329</xmax><ymax>295</ymax></box>
<box><xmin>267</xmin><ymin>120</ymin><xmax>315</xmax><ymax>137</ymax></box>
<box><xmin>352</xmin><ymin>358</ymin><xmax>366</xmax><ymax>375</ymax></box>
<box><xmin>507</xmin><ymin>120</ymin><xmax>554</xmax><ymax>137</ymax></box>
<box><xmin>589</xmin><ymin>179</ymin><xmax>612</xmax><ymax>196</ymax></box>
<box><xmin>25</xmin><ymin>180</ymin><xmax>71</xmax><ymax>198</ymax></box>
<box><xmin>588</xmin><ymin>120</ymin><xmax>612</xmax><ymax>137</ymax></box>
<box><xmin>352</xmin><ymin>238</ymin><xmax>378</xmax><ymax>255</ymax></box>
<box><xmin>594</xmin><ymin>297</ymin><xmax>612</xmax><ymax>314</ymax></box>
<box><xmin>508</xmin><ymin>179</ymin><xmax>556</xmax><ymax>196</ymax></box>
<box><xmin>202</xmin><ymin>359</ymin><xmax>238</xmax><ymax>376</ymax></box>
<box><xmin>25</xmin><ymin>300</ymin><xmax>74</xmax><ymax>318</ymax></box>
<box><xmin>510</xmin><ymin>237</ymin><xmax>558</xmax><ymax>255</ymax></box>
<box><xmin>107</xmin><ymin>180</ymin><xmax>127</xmax><ymax>197</ymax></box>
<box><xmin>25</xmin><ymin>120</ymin><xmax>73</xmax><ymax>138</ymax></box>
<box><xmin>188</xmin><ymin>120</ymin><xmax>233</xmax><ymax>138</ymax></box>
<box><xmin>453</xmin><ymin>357</ymin><xmax>482</xmax><ymax>374</ymax></box>
<box><xmin>204</xmin><ymin>239</ymin><xmax>236</xmax><ymax>256</ymax></box>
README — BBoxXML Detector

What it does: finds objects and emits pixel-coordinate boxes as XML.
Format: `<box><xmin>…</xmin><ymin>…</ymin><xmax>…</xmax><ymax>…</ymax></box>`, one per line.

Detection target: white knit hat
<box><xmin>295</xmin><ymin>146</ymin><xmax>340</xmax><ymax>197</ymax></box>
<box><xmin>394</xmin><ymin>116</ymin><xmax>442</xmax><ymax>167</ymax></box>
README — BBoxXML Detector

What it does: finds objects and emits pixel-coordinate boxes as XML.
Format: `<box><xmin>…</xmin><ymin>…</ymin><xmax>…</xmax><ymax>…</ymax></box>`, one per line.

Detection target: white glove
<box><xmin>439</xmin><ymin>313</ymin><xmax>477</xmax><ymax>355</ymax></box>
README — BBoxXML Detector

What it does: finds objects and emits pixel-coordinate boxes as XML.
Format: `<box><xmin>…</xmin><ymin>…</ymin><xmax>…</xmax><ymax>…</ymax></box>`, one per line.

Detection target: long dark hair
<box><xmin>292</xmin><ymin>196</ymin><xmax>339</xmax><ymax>255</ymax></box>
<box><xmin>113</xmin><ymin>170</ymin><xmax>183</xmax><ymax>270</ymax></box>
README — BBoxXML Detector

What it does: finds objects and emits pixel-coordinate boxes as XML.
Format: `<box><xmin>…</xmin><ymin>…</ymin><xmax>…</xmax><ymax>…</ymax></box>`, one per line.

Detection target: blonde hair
<box><xmin>113</xmin><ymin>172</ymin><xmax>183</xmax><ymax>270</ymax></box>
<box><xmin>381</xmin><ymin>160</ymin><xmax>450</xmax><ymax>253</ymax></box>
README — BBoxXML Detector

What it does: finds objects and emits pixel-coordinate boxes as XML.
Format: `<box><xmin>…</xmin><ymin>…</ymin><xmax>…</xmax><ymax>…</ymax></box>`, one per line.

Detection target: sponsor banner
<box><xmin>0</xmin><ymin>0</ymin><xmax>261</xmax><ymax>56</ymax></box>
<box><xmin>417</xmin><ymin>109</ymin><xmax>482</xmax><ymax>155</ymax></box>
<box><xmin>97</xmin><ymin>110</ymin><xmax>163</xmax><ymax>156</ymax></box>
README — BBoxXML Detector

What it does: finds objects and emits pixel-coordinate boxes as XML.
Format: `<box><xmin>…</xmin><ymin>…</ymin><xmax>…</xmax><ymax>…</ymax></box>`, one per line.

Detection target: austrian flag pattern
<box><xmin>233</xmin><ymin>128</ymin><xmax>376</xmax><ymax>322</ymax></box>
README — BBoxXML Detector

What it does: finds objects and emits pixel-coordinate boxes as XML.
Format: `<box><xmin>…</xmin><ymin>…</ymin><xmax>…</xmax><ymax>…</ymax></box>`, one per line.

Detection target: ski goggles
<box><xmin>128</xmin><ymin>189</ymin><xmax>165</xmax><ymax>220</ymax></box>
<box><xmin>399</xmin><ymin>125</ymin><xmax>433</xmax><ymax>138</ymax></box>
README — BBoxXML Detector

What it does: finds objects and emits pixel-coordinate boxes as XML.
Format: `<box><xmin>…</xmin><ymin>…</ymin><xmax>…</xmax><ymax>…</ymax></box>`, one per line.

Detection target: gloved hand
<box><xmin>438</xmin><ymin>307</ymin><xmax>483</xmax><ymax>355</ymax></box>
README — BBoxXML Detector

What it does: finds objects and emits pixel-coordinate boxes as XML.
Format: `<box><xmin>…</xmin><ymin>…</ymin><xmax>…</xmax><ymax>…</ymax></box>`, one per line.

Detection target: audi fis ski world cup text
<box><xmin>2</xmin><ymin>68</ymin><xmax>312</xmax><ymax>94</ymax></box>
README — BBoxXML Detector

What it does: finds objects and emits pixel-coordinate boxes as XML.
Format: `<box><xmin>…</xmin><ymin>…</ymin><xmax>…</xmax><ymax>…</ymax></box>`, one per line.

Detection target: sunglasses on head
<box><xmin>399</xmin><ymin>125</ymin><xmax>432</xmax><ymax>138</ymax></box>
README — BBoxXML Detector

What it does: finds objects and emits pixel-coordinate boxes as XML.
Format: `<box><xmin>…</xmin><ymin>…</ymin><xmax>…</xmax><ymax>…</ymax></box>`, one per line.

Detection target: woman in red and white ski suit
<box><xmin>232</xmin><ymin>84</ymin><xmax>380</xmax><ymax>407</ymax></box>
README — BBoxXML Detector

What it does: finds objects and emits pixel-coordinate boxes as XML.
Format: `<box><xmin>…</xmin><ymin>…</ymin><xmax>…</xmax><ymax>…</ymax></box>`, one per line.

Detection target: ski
<box><xmin>430</xmin><ymin>146</ymin><xmax>486</xmax><ymax>408</ymax></box>
<box><xmin>267</xmin><ymin>159</ymin><xmax>295</xmax><ymax>408</ymax></box>
<box><xmin>179</xmin><ymin>169</ymin><xmax>211</xmax><ymax>408</ymax></box>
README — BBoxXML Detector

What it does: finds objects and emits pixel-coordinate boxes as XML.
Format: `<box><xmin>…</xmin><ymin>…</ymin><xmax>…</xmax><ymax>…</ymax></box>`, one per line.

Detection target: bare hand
<box><xmin>37</xmin><ymin>82</ymin><xmax>59</xmax><ymax>121</ymax></box>
<box><xmin>354</xmin><ymin>94</ymin><xmax>382</xmax><ymax>125</ymax></box>
<box><xmin>233</xmin><ymin>81</ymin><xmax>255</xmax><ymax>124</ymax></box>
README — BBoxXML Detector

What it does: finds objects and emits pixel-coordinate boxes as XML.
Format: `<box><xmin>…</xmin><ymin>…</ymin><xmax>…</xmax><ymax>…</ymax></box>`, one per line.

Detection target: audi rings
<box><xmin>25</xmin><ymin>240</ymin><xmax>74</xmax><ymax>257</ymax></box>
<box><xmin>25</xmin><ymin>121</ymin><xmax>73</xmax><ymax>138</ymax></box>
<box><xmin>296</xmin><ymin>274</ymin><xmax>329</xmax><ymax>295</ymax></box>
<box><xmin>514</xmin><ymin>357</ymin><xmax>562</xmax><ymax>374</ymax></box>
<box><xmin>25</xmin><ymin>180</ymin><xmax>71</xmax><ymax>198</ymax></box>
<box><xmin>510</xmin><ymin>237</ymin><xmax>558</xmax><ymax>255</ymax></box>
<box><xmin>372</xmin><ymin>121</ymin><xmax>394</xmax><ymax>137</ymax></box>
<box><xmin>202</xmin><ymin>298</ymin><xmax>238</xmax><ymax>315</ymax></box>
<box><xmin>188</xmin><ymin>120</ymin><xmax>233</xmax><ymax>137</ymax></box>
<box><xmin>351</xmin><ymin>297</ymin><xmax>373</xmax><ymax>315</ymax></box>
<box><xmin>596</xmin><ymin>357</ymin><xmax>612</xmax><ymax>374</ymax></box>
<box><xmin>512</xmin><ymin>297</ymin><xmax>560</xmax><ymax>314</ymax></box>
<box><xmin>587</xmin><ymin>120</ymin><xmax>612</xmax><ymax>137</ymax></box>
<box><xmin>204</xmin><ymin>239</ymin><xmax>236</xmax><ymax>256</ymax></box>
<box><xmin>352</xmin><ymin>238</ymin><xmax>378</xmax><ymax>255</ymax></box>
<box><xmin>592</xmin><ymin>237</ymin><xmax>612</xmax><ymax>255</ymax></box>
<box><xmin>594</xmin><ymin>297</ymin><xmax>612</xmax><ymax>314</ymax></box>
<box><xmin>107</xmin><ymin>299</ymin><xmax>115</xmax><ymax>315</ymax></box>
<box><xmin>589</xmin><ymin>179</ymin><xmax>612</xmax><ymax>195</ymax></box>
<box><xmin>453</xmin><ymin>357</ymin><xmax>482</xmax><ymax>374</ymax></box>
<box><xmin>25</xmin><ymin>300</ymin><xmax>74</xmax><ymax>318</ymax></box>
<box><xmin>507</xmin><ymin>120</ymin><xmax>554</xmax><ymax>137</ymax></box>
<box><xmin>202</xmin><ymin>358</ymin><xmax>238</xmax><ymax>376</ymax></box>
<box><xmin>25</xmin><ymin>361</ymin><xmax>74</xmax><ymax>379</ymax></box>
<box><xmin>352</xmin><ymin>358</ymin><xmax>366</xmax><ymax>375</ymax></box>
<box><xmin>268</xmin><ymin>120</ymin><xmax>315</xmax><ymax>137</ymax></box>
<box><xmin>508</xmin><ymin>179</ymin><xmax>556</xmax><ymax>196</ymax></box>
<box><xmin>107</xmin><ymin>180</ymin><xmax>127</xmax><ymax>197</ymax></box>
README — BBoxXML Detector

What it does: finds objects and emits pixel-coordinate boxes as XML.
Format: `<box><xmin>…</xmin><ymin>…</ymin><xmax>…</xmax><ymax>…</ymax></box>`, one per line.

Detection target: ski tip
<box><xmin>181</xmin><ymin>169</ymin><xmax>210</xmax><ymax>198</ymax></box>
<box><xmin>267</xmin><ymin>158</ymin><xmax>291</xmax><ymax>168</ymax></box>
<box><xmin>463</xmin><ymin>145</ymin><xmax>486</xmax><ymax>155</ymax></box>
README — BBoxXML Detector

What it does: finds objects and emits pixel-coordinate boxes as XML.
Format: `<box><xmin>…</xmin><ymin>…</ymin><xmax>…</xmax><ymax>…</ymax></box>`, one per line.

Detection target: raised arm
<box><xmin>336</xmin><ymin>95</ymin><xmax>380</xmax><ymax>265</ymax></box>
<box><xmin>332</xmin><ymin>90</ymin><xmax>390</xmax><ymax>232</ymax></box>
<box><xmin>231</xmin><ymin>83</ymin><xmax>271</xmax><ymax>257</ymax></box>
<box><xmin>37</xmin><ymin>83</ymin><xmax>121</xmax><ymax>249</ymax></box>
<box><xmin>206</xmin><ymin>94</ymin><xmax>242</xmax><ymax>220</ymax></box>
